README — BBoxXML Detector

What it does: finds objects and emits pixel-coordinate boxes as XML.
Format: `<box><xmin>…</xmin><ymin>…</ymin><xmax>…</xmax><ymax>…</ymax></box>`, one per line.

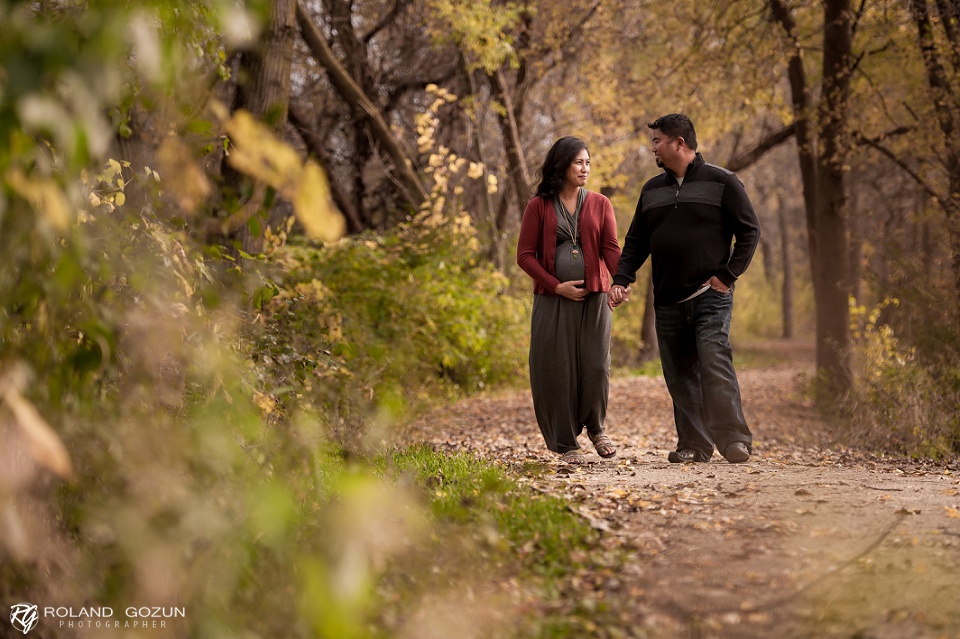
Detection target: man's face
<box><xmin>650</xmin><ymin>129</ymin><xmax>681</xmax><ymax>169</ymax></box>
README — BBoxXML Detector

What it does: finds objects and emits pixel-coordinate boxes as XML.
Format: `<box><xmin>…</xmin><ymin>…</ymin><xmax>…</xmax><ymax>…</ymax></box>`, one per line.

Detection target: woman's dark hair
<box><xmin>533</xmin><ymin>136</ymin><xmax>589</xmax><ymax>198</ymax></box>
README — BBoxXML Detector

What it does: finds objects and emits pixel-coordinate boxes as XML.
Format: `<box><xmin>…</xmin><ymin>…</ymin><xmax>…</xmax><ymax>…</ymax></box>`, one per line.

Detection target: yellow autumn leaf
<box><xmin>3</xmin><ymin>389</ymin><xmax>72</xmax><ymax>478</ymax></box>
<box><xmin>945</xmin><ymin>506</ymin><xmax>960</xmax><ymax>519</ymax></box>
<box><xmin>214</xmin><ymin>105</ymin><xmax>346</xmax><ymax>243</ymax></box>
<box><xmin>223</xmin><ymin>110</ymin><xmax>302</xmax><ymax>186</ymax></box>
<box><xmin>294</xmin><ymin>162</ymin><xmax>344</xmax><ymax>242</ymax></box>
<box><xmin>5</xmin><ymin>169</ymin><xmax>72</xmax><ymax>230</ymax></box>
<box><xmin>252</xmin><ymin>391</ymin><xmax>276</xmax><ymax>415</ymax></box>
<box><xmin>40</xmin><ymin>182</ymin><xmax>71</xmax><ymax>230</ymax></box>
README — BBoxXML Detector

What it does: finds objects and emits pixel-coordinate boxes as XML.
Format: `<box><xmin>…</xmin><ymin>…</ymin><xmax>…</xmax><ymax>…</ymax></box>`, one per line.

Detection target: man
<box><xmin>609</xmin><ymin>114</ymin><xmax>760</xmax><ymax>463</ymax></box>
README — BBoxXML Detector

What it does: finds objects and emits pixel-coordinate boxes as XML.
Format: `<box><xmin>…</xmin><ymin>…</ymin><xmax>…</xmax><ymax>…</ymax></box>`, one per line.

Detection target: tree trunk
<box><xmin>910</xmin><ymin>0</ymin><xmax>960</xmax><ymax>310</ymax></box>
<box><xmin>769</xmin><ymin>0</ymin><xmax>819</xmax><ymax>267</ymax></box>
<box><xmin>490</xmin><ymin>69</ymin><xmax>531</xmax><ymax>218</ymax></box>
<box><xmin>461</xmin><ymin>63</ymin><xmax>502</xmax><ymax>269</ymax></box>
<box><xmin>759</xmin><ymin>233</ymin><xmax>776</xmax><ymax>286</ymax></box>
<box><xmin>849</xmin><ymin>185</ymin><xmax>862</xmax><ymax>304</ymax></box>
<box><xmin>812</xmin><ymin>0</ymin><xmax>854</xmax><ymax>398</ymax></box>
<box><xmin>770</xmin><ymin>0</ymin><xmax>852</xmax><ymax>398</ymax></box>
<box><xmin>220</xmin><ymin>0</ymin><xmax>297</xmax><ymax>255</ymax></box>
<box><xmin>778</xmin><ymin>201</ymin><xmax>794</xmax><ymax>339</ymax></box>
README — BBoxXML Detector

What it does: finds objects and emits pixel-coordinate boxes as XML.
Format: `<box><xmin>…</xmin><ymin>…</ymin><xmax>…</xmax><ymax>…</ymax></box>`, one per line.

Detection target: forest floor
<box><xmin>409</xmin><ymin>340</ymin><xmax>960</xmax><ymax>639</ymax></box>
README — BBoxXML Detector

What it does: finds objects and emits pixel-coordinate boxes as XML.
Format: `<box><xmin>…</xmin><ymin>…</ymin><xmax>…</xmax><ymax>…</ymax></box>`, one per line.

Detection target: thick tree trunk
<box><xmin>220</xmin><ymin>0</ymin><xmax>297</xmax><ymax>255</ymax></box>
<box><xmin>812</xmin><ymin>0</ymin><xmax>854</xmax><ymax>398</ymax></box>
<box><xmin>770</xmin><ymin>0</ymin><xmax>852</xmax><ymax>398</ymax></box>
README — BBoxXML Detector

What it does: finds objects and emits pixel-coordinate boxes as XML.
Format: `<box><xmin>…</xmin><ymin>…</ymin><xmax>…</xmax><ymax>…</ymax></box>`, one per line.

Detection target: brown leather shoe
<box><xmin>667</xmin><ymin>449</ymin><xmax>710</xmax><ymax>463</ymax></box>
<box><xmin>723</xmin><ymin>442</ymin><xmax>750</xmax><ymax>463</ymax></box>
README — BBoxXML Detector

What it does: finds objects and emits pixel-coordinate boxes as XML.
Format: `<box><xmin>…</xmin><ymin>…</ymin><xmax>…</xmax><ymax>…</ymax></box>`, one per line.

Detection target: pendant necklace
<box><xmin>556</xmin><ymin>190</ymin><xmax>581</xmax><ymax>260</ymax></box>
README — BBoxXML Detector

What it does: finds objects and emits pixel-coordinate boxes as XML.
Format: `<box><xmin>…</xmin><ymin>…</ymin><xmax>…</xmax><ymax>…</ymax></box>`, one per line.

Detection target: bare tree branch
<box><xmin>853</xmin><ymin>129</ymin><xmax>958</xmax><ymax>214</ymax></box>
<box><xmin>295</xmin><ymin>0</ymin><xmax>427</xmax><ymax>206</ymax></box>
<box><xmin>363</xmin><ymin>0</ymin><xmax>408</xmax><ymax>44</ymax></box>
<box><xmin>726</xmin><ymin>123</ymin><xmax>797</xmax><ymax>172</ymax></box>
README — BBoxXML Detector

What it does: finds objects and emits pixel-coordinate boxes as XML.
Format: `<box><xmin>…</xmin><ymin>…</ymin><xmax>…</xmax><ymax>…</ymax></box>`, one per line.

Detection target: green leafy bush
<box><xmin>841</xmin><ymin>299</ymin><xmax>960</xmax><ymax>456</ymax></box>
<box><xmin>256</xmin><ymin>210</ymin><xmax>529</xmax><ymax>425</ymax></box>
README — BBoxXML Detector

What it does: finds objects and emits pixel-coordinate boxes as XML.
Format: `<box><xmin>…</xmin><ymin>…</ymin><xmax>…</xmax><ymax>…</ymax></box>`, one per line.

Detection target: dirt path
<box><xmin>411</xmin><ymin>341</ymin><xmax>960</xmax><ymax>638</ymax></box>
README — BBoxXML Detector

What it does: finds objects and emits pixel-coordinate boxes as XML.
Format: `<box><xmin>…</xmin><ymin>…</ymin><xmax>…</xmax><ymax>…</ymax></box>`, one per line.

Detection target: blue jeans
<box><xmin>655</xmin><ymin>289</ymin><xmax>752</xmax><ymax>459</ymax></box>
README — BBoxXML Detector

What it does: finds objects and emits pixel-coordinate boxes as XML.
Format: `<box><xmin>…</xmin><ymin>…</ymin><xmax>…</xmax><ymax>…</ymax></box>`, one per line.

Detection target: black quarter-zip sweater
<box><xmin>613</xmin><ymin>153</ymin><xmax>761</xmax><ymax>306</ymax></box>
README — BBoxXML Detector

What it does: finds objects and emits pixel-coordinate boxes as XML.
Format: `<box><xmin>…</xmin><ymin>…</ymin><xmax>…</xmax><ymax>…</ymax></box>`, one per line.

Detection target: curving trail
<box><xmin>410</xmin><ymin>341</ymin><xmax>960</xmax><ymax>638</ymax></box>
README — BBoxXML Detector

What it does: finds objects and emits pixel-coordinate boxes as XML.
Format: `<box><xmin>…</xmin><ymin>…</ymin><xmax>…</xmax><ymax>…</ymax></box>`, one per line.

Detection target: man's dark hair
<box><xmin>533</xmin><ymin>136</ymin><xmax>589</xmax><ymax>198</ymax></box>
<box><xmin>647</xmin><ymin>114</ymin><xmax>698</xmax><ymax>151</ymax></box>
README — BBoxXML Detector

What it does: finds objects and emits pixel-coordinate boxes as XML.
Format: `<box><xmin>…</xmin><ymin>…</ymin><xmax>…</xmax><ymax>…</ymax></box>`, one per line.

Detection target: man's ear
<box><xmin>675</xmin><ymin>136</ymin><xmax>686</xmax><ymax>149</ymax></box>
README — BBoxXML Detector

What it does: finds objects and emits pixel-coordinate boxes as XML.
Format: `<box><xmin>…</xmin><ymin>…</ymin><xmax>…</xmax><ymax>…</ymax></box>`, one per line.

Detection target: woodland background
<box><xmin>1</xmin><ymin>0</ymin><xmax>959</xmax><ymax>636</ymax></box>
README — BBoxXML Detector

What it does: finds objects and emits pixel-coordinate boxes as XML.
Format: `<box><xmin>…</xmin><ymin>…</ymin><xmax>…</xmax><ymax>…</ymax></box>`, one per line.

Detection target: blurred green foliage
<box><xmin>253</xmin><ymin>211</ymin><xmax>528</xmax><ymax>434</ymax></box>
<box><xmin>0</xmin><ymin>2</ymin><xmax>529</xmax><ymax>637</ymax></box>
<box><xmin>842</xmin><ymin>298</ymin><xmax>960</xmax><ymax>457</ymax></box>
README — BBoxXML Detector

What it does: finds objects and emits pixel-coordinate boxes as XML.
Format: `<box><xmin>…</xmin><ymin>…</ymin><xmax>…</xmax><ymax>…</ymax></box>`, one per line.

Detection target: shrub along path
<box><xmin>409</xmin><ymin>340</ymin><xmax>960</xmax><ymax>638</ymax></box>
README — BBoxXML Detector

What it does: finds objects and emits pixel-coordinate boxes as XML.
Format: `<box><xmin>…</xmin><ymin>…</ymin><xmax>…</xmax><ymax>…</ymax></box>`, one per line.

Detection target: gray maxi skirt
<box><xmin>529</xmin><ymin>292</ymin><xmax>612</xmax><ymax>453</ymax></box>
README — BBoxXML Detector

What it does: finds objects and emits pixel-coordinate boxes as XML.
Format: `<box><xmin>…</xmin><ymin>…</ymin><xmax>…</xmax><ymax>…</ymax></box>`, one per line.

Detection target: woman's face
<box><xmin>564</xmin><ymin>148</ymin><xmax>590</xmax><ymax>188</ymax></box>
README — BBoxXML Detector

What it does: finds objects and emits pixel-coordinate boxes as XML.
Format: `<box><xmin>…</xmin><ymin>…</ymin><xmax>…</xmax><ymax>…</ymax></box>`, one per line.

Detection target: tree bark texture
<box><xmin>813</xmin><ymin>0</ymin><xmax>854</xmax><ymax>397</ymax></box>
<box><xmin>460</xmin><ymin>61</ymin><xmax>502</xmax><ymax>269</ymax></box>
<box><xmin>220</xmin><ymin>0</ymin><xmax>297</xmax><ymax>255</ymax></box>
<box><xmin>490</xmin><ymin>69</ymin><xmax>532</xmax><ymax>218</ymax></box>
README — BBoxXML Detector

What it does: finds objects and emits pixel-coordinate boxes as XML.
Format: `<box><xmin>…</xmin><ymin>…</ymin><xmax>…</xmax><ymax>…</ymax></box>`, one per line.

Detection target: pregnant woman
<box><xmin>516</xmin><ymin>136</ymin><xmax>622</xmax><ymax>464</ymax></box>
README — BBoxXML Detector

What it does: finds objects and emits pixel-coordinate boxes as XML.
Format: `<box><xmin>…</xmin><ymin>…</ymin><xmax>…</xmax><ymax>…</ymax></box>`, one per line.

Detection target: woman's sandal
<box><xmin>561</xmin><ymin>449</ymin><xmax>586</xmax><ymax>465</ymax></box>
<box><xmin>588</xmin><ymin>431</ymin><xmax>617</xmax><ymax>458</ymax></box>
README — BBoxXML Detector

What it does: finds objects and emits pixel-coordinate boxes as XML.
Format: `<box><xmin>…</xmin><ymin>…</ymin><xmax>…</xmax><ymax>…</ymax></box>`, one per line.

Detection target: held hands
<box><xmin>555</xmin><ymin>280</ymin><xmax>588</xmax><ymax>301</ymax></box>
<box><xmin>608</xmin><ymin>284</ymin><xmax>631</xmax><ymax>309</ymax></box>
<box><xmin>605</xmin><ymin>278</ymin><xmax>726</xmax><ymax>310</ymax></box>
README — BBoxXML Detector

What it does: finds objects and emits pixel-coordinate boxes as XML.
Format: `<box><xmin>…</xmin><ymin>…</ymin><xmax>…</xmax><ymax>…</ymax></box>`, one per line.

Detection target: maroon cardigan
<box><xmin>517</xmin><ymin>190</ymin><xmax>621</xmax><ymax>295</ymax></box>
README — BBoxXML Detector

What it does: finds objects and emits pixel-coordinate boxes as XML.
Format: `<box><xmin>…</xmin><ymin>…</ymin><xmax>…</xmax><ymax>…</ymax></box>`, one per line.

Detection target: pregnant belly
<box><xmin>554</xmin><ymin>241</ymin><xmax>585</xmax><ymax>283</ymax></box>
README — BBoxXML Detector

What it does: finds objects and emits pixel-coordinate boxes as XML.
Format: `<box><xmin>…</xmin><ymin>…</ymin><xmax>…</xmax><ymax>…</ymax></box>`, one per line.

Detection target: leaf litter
<box><xmin>407</xmin><ymin>341</ymin><xmax>960</xmax><ymax>638</ymax></box>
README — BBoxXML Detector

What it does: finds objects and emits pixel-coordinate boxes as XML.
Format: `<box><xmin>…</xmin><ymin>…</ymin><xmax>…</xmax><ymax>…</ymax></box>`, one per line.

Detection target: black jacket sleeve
<box><xmin>612</xmin><ymin>190</ymin><xmax>651</xmax><ymax>287</ymax></box>
<box><xmin>717</xmin><ymin>173</ymin><xmax>761</xmax><ymax>287</ymax></box>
